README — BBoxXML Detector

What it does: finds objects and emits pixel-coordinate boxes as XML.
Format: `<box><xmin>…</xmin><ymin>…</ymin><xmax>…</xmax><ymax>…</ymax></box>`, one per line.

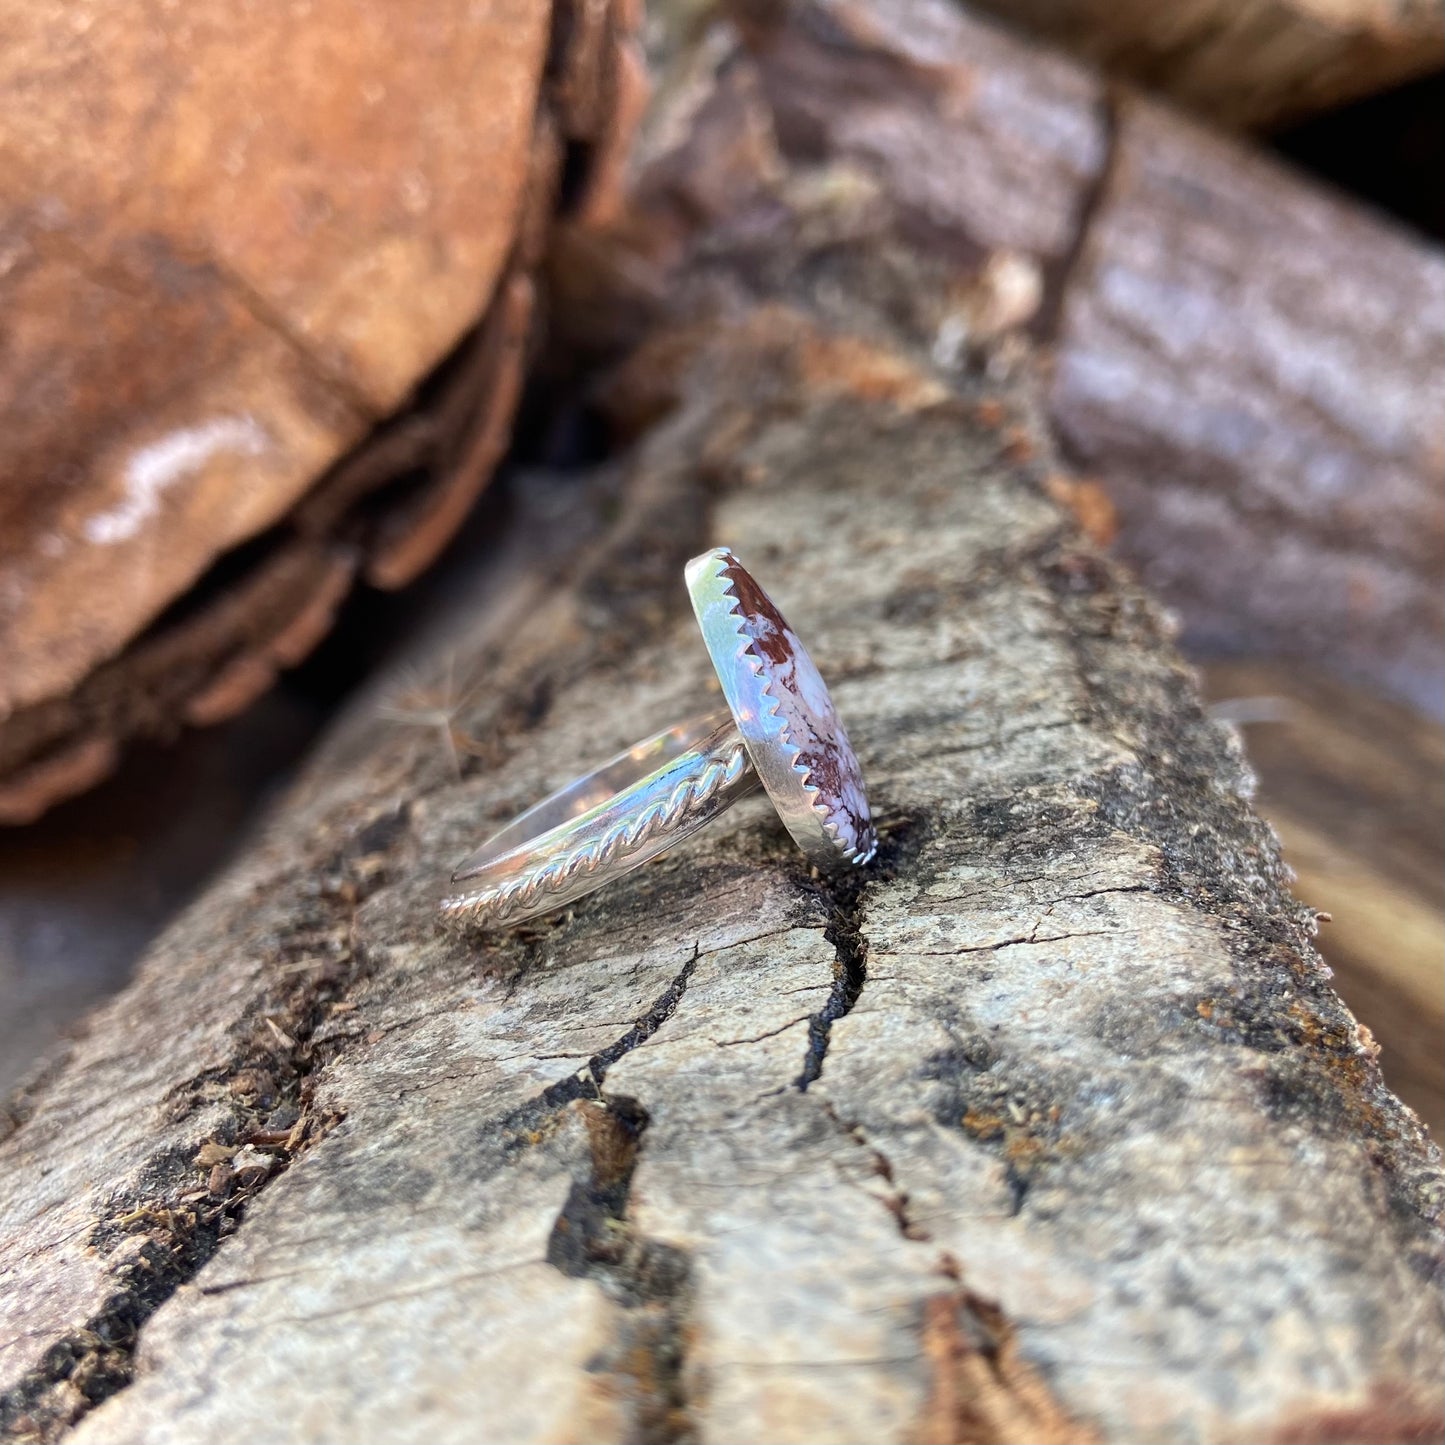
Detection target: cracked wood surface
<box><xmin>3</xmin><ymin>190</ymin><xmax>1445</xmax><ymax>1445</ymax></box>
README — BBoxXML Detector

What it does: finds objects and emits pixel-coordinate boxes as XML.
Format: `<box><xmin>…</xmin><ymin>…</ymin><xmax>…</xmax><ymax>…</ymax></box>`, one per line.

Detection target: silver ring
<box><xmin>439</xmin><ymin>547</ymin><xmax>875</xmax><ymax>930</ymax></box>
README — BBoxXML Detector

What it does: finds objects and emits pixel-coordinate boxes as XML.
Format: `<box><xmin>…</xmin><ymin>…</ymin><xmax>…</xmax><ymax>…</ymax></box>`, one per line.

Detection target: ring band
<box><xmin>440</xmin><ymin>548</ymin><xmax>874</xmax><ymax>930</ymax></box>
<box><xmin>439</xmin><ymin>712</ymin><xmax>757</xmax><ymax>927</ymax></box>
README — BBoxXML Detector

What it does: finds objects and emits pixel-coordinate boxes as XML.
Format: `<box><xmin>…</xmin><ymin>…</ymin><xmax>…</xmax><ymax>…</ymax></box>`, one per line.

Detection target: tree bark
<box><xmin>1202</xmin><ymin>659</ymin><xmax>1445</xmax><ymax>1139</ymax></box>
<box><xmin>964</xmin><ymin>0</ymin><xmax>1445</xmax><ymax>129</ymax></box>
<box><xmin>672</xmin><ymin>0</ymin><xmax>1445</xmax><ymax>717</ymax></box>
<box><xmin>2</xmin><ymin>147</ymin><xmax>1442</xmax><ymax>1444</ymax></box>
<box><xmin>0</xmin><ymin>0</ymin><xmax>648</xmax><ymax>823</ymax></box>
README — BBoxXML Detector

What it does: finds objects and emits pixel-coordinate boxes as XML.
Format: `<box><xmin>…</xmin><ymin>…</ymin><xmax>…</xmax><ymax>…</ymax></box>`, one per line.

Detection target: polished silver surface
<box><xmin>686</xmin><ymin>548</ymin><xmax>875</xmax><ymax>866</ymax></box>
<box><xmin>439</xmin><ymin>712</ymin><xmax>756</xmax><ymax>929</ymax></box>
<box><xmin>440</xmin><ymin>548</ymin><xmax>872</xmax><ymax>932</ymax></box>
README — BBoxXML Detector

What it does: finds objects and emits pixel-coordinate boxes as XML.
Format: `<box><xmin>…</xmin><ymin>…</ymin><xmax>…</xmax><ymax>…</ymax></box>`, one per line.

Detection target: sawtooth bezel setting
<box><xmin>685</xmin><ymin>546</ymin><xmax>875</xmax><ymax>867</ymax></box>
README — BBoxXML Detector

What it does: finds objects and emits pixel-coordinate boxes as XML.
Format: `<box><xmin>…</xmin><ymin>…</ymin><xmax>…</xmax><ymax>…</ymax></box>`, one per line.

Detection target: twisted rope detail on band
<box><xmin>439</xmin><ymin>741</ymin><xmax>751</xmax><ymax>927</ymax></box>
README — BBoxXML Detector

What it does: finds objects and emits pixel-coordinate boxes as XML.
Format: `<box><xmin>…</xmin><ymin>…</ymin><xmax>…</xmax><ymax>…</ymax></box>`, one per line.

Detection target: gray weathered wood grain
<box><xmin>721</xmin><ymin>0</ymin><xmax>1445</xmax><ymax>717</ymax></box>
<box><xmin>3</xmin><ymin>160</ymin><xmax>1443</xmax><ymax>1445</ymax></box>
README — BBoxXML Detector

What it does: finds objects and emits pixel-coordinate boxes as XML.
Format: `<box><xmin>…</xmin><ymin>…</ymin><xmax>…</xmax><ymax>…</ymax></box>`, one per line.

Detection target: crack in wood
<box><xmin>0</xmin><ymin>809</ymin><xmax>409</xmax><ymax>1443</ymax></box>
<box><xmin>543</xmin><ymin>1092</ymin><xmax>697</xmax><ymax>1444</ymax></box>
<box><xmin>1034</xmin><ymin>84</ymin><xmax>1121</xmax><ymax>347</ymax></box>
<box><xmin>203</xmin><ymin>251</ymin><xmax>380</xmax><ymax>422</ymax></box>
<box><xmin>532</xmin><ymin>948</ymin><xmax>706</xmax><ymax>1440</ymax></box>
<box><xmin>540</xmin><ymin>944</ymin><xmax>700</xmax><ymax>1110</ymax></box>
<box><xmin>418</xmin><ymin>946</ymin><xmax>710</xmax><ymax>1441</ymax></box>
<box><xmin>823</xmin><ymin>1102</ymin><xmax>931</xmax><ymax>1244</ymax></box>
<box><xmin>917</xmin><ymin>1264</ymin><xmax>1101</xmax><ymax>1445</ymax></box>
<box><xmin>813</xmin><ymin>1096</ymin><xmax>1095</xmax><ymax>1439</ymax></box>
<box><xmin>815</xmin><ymin>1102</ymin><xmax>1097</xmax><ymax>1439</ymax></box>
<box><xmin>795</xmin><ymin>871</ymin><xmax>869</xmax><ymax>1092</ymax></box>
<box><xmin>795</xmin><ymin>815</ymin><xmax>928</xmax><ymax>1092</ymax></box>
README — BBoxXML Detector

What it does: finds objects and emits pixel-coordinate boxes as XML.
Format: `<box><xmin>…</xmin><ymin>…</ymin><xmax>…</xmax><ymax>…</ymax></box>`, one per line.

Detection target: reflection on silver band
<box><xmin>439</xmin><ymin>710</ymin><xmax>758</xmax><ymax>930</ymax></box>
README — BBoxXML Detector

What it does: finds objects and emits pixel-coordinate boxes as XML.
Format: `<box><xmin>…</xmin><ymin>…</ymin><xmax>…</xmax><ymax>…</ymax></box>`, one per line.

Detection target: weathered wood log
<box><xmin>0</xmin><ymin>0</ymin><xmax>647</xmax><ymax>823</ymax></box>
<box><xmin>964</xmin><ymin>0</ymin><xmax>1445</xmax><ymax>129</ymax></box>
<box><xmin>0</xmin><ymin>0</ymin><xmax>545</xmax><ymax>713</ymax></box>
<box><xmin>2</xmin><ymin>152</ymin><xmax>1442</xmax><ymax>1444</ymax></box>
<box><xmin>1202</xmin><ymin>659</ymin><xmax>1445</xmax><ymax>1140</ymax></box>
<box><xmin>668</xmin><ymin>0</ymin><xmax>1443</xmax><ymax>718</ymax></box>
